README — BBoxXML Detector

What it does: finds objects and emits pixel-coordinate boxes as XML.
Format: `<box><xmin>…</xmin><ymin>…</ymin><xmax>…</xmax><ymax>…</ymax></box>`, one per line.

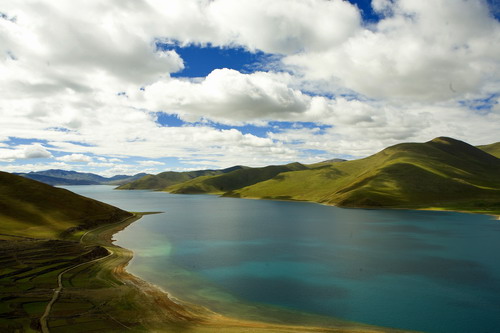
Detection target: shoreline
<box><xmin>89</xmin><ymin>213</ymin><xmax>415</xmax><ymax>332</ymax></box>
<box><xmin>218</xmin><ymin>192</ymin><xmax>500</xmax><ymax>221</ymax></box>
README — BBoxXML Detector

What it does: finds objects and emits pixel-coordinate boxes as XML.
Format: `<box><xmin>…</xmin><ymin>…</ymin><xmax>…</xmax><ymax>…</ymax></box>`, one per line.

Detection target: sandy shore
<box><xmin>85</xmin><ymin>213</ymin><xmax>416</xmax><ymax>333</ymax></box>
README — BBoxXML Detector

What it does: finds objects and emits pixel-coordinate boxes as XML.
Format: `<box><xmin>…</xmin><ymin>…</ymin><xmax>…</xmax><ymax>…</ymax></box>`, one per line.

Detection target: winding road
<box><xmin>39</xmin><ymin>249</ymin><xmax>114</xmax><ymax>333</ymax></box>
<box><xmin>39</xmin><ymin>215</ymin><xmax>136</xmax><ymax>333</ymax></box>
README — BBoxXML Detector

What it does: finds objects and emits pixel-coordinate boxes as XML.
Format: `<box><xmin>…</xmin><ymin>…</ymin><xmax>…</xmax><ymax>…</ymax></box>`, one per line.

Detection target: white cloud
<box><xmin>136</xmin><ymin>69</ymin><xmax>311</xmax><ymax>124</ymax></box>
<box><xmin>139</xmin><ymin>160</ymin><xmax>165</xmax><ymax>166</ymax></box>
<box><xmin>24</xmin><ymin>143</ymin><xmax>53</xmax><ymax>158</ymax></box>
<box><xmin>285</xmin><ymin>0</ymin><xmax>500</xmax><ymax>102</ymax></box>
<box><xmin>0</xmin><ymin>162</ymin><xmax>68</xmax><ymax>173</ymax></box>
<box><xmin>0</xmin><ymin>143</ymin><xmax>52</xmax><ymax>161</ymax></box>
<box><xmin>206</xmin><ymin>0</ymin><xmax>361</xmax><ymax>54</ymax></box>
<box><xmin>0</xmin><ymin>0</ymin><xmax>499</xmax><ymax>173</ymax></box>
<box><xmin>57</xmin><ymin>153</ymin><xmax>92</xmax><ymax>163</ymax></box>
<box><xmin>88</xmin><ymin>162</ymin><xmax>116</xmax><ymax>168</ymax></box>
<box><xmin>269</xmin><ymin>102</ymin><xmax>500</xmax><ymax>158</ymax></box>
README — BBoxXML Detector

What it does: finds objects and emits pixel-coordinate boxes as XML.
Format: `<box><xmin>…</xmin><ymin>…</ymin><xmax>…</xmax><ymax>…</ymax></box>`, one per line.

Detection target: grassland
<box><xmin>1</xmin><ymin>172</ymin><xmax>412</xmax><ymax>332</ymax></box>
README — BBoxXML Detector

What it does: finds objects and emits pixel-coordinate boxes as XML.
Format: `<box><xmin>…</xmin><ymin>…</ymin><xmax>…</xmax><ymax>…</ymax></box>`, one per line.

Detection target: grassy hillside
<box><xmin>168</xmin><ymin>162</ymin><xmax>308</xmax><ymax>194</ymax></box>
<box><xmin>116</xmin><ymin>166</ymin><xmax>246</xmax><ymax>190</ymax></box>
<box><xmin>0</xmin><ymin>172</ymin><xmax>132</xmax><ymax>238</ymax></box>
<box><xmin>477</xmin><ymin>142</ymin><xmax>500</xmax><ymax>158</ymax></box>
<box><xmin>228</xmin><ymin>137</ymin><xmax>500</xmax><ymax>213</ymax></box>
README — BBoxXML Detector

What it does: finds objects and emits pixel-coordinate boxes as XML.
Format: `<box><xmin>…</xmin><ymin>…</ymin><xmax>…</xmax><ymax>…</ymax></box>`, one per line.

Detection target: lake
<box><xmin>64</xmin><ymin>185</ymin><xmax>500</xmax><ymax>333</ymax></box>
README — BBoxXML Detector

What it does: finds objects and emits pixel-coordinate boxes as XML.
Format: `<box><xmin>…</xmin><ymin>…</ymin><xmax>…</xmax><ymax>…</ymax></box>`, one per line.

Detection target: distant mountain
<box><xmin>0</xmin><ymin>172</ymin><xmax>132</xmax><ymax>238</ymax></box>
<box><xmin>14</xmin><ymin>169</ymin><xmax>148</xmax><ymax>186</ymax></box>
<box><xmin>318</xmin><ymin>158</ymin><xmax>347</xmax><ymax>164</ymax></box>
<box><xmin>116</xmin><ymin>166</ymin><xmax>247</xmax><ymax>190</ymax></box>
<box><xmin>227</xmin><ymin>137</ymin><xmax>500</xmax><ymax>213</ymax></box>
<box><xmin>477</xmin><ymin>142</ymin><xmax>500</xmax><ymax>158</ymax></box>
<box><xmin>168</xmin><ymin>162</ymin><xmax>308</xmax><ymax>194</ymax></box>
<box><xmin>102</xmin><ymin>173</ymin><xmax>149</xmax><ymax>185</ymax></box>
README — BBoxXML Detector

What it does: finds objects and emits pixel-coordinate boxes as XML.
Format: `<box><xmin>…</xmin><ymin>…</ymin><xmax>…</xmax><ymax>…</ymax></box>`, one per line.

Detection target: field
<box><xmin>0</xmin><ymin>217</ymin><xmax>145</xmax><ymax>332</ymax></box>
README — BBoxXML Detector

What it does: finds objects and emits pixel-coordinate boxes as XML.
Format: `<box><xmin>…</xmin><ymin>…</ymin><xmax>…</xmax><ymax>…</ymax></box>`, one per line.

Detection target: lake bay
<box><xmin>65</xmin><ymin>185</ymin><xmax>500</xmax><ymax>333</ymax></box>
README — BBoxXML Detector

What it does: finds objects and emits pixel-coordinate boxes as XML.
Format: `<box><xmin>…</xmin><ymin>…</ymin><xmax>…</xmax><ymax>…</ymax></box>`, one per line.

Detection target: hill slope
<box><xmin>0</xmin><ymin>172</ymin><xmax>132</xmax><ymax>238</ymax></box>
<box><xmin>117</xmin><ymin>166</ymin><xmax>246</xmax><ymax>190</ymax></box>
<box><xmin>168</xmin><ymin>163</ymin><xmax>308</xmax><ymax>194</ymax></box>
<box><xmin>477</xmin><ymin>142</ymin><xmax>500</xmax><ymax>158</ymax></box>
<box><xmin>227</xmin><ymin>137</ymin><xmax>500</xmax><ymax>213</ymax></box>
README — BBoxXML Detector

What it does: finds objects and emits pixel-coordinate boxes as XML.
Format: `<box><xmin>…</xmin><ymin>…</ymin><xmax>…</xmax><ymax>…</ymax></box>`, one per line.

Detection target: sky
<box><xmin>1</xmin><ymin>0</ymin><xmax>499</xmax><ymax>176</ymax></box>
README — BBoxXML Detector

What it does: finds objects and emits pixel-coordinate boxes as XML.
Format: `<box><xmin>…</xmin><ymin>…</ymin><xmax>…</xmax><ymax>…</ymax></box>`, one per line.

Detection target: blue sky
<box><xmin>1</xmin><ymin>0</ymin><xmax>499</xmax><ymax>176</ymax></box>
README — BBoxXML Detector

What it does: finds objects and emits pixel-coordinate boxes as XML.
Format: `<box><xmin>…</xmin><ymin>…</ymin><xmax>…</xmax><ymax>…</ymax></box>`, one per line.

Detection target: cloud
<box><xmin>0</xmin><ymin>162</ymin><xmax>69</xmax><ymax>173</ymax></box>
<box><xmin>2</xmin><ymin>0</ymin><xmax>498</xmax><ymax>107</ymax></box>
<box><xmin>24</xmin><ymin>143</ymin><xmax>53</xmax><ymax>158</ymax></box>
<box><xmin>206</xmin><ymin>0</ymin><xmax>361</xmax><ymax>54</ymax></box>
<box><xmin>137</xmin><ymin>69</ymin><xmax>311</xmax><ymax>123</ymax></box>
<box><xmin>138</xmin><ymin>160</ymin><xmax>165</xmax><ymax>166</ymax></box>
<box><xmin>57</xmin><ymin>153</ymin><xmax>92</xmax><ymax>163</ymax></box>
<box><xmin>285</xmin><ymin>0</ymin><xmax>500</xmax><ymax>102</ymax></box>
<box><xmin>1</xmin><ymin>1</ymin><xmax>184</xmax><ymax>90</ymax></box>
<box><xmin>96</xmin><ymin>157</ymin><xmax>122</xmax><ymax>163</ymax></box>
<box><xmin>0</xmin><ymin>144</ymin><xmax>52</xmax><ymax>161</ymax></box>
<box><xmin>0</xmin><ymin>0</ymin><xmax>499</xmax><ymax>172</ymax></box>
<box><xmin>268</xmin><ymin>102</ymin><xmax>500</xmax><ymax>158</ymax></box>
<box><xmin>88</xmin><ymin>162</ymin><xmax>116</xmax><ymax>168</ymax></box>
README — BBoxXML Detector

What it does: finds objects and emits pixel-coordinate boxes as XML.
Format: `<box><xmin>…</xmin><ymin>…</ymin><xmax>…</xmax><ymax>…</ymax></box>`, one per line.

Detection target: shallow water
<box><xmin>64</xmin><ymin>185</ymin><xmax>500</xmax><ymax>333</ymax></box>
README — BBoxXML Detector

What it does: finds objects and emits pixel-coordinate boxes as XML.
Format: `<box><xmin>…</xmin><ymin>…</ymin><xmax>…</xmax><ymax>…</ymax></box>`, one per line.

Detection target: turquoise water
<box><xmin>65</xmin><ymin>185</ymin><xmax>500</xmax><ymax>333</ymax></box>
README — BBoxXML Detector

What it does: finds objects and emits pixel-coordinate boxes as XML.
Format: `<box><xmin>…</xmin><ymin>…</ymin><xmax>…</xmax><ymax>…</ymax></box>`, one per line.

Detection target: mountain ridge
<box><xmin>167</xmin><ymin>162</ymin><xmax>308</xmax><ymax>194</ymax></box>
<box><xmin>14</xmin><ymin>169</ymin><xmax>148</xmax><ymax>186</ymax></box>
<box><xmin>228</xmin><ymin>137</ymin><xmax>500</xmax><ymax>213</ymax></box>
<box><xmin>116</xmin><ymin>166</ymin><xmax>248</xmax><ymax>190</ymax></box>
<box><xmin>145</xmin><ymin>137</ymin><xmax>500</xmax><ymax>215</ymax></box>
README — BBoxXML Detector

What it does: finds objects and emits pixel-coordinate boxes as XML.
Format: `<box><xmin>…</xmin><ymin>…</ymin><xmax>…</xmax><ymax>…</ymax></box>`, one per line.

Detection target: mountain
<box><xmin>12</xmin><ymin>173</ymin><xmax>98</xmax><ymax>185</ymax></box>
<box><xmin>477</xmin><ymin>142</ymin><xmax>500</xmax><ymax>158</ymax></box>
<box><xmin>227</xmin><ymin>137</ymin><xmax>500</xmax><ymax>213</ymax></box>
<box><xmin>14</xmin><ymin>169</ymin><xmax>147</xmax><ymax>186</ymax></box>
<box><xmin>0</xmin><ymin>172</ymin><xmax>132</xmax><ymax>238</ymax></box>
<box><xmin>117</xmin><ymin>166</ymin><xmax>247</xmax><ymax>190</ymax></box>
<box><xmin>102</xmin><ymin>173</ymin><xmax>148</xmax><ymax>185</ymax></box>
<box><xmin>319</xmin><ymin>158</ymin><xmax>347</xmax><ymax>164</ymax></box>
<box><xmin>168</xmin><ymin>162</ymin><xmax>308</xmax><ymax>194</ymax></box>
<box><xmin>113</xmin><ymin>137</ymin><xmax>500</xmax><ymax>214</ymax></box>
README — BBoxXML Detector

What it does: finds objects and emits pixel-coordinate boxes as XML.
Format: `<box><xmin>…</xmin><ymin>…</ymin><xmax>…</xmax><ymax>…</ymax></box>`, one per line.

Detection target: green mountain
<box><xmin>103</xmin><ymin>173</ymin><xmax>149</xmax><ymax>185</ymax></box>
<box><xmin>0</xmin><ymin>172</ymin><xmax>132</xmax><ymax>238</ymax></box>
<box><xmin>15</xmin><ymin>169</ymin><xmax>148</xmax><ymax>186</ymax></box>
<box><xmin>477</xmin><ymin>142</ymin><xmax>500</xmax><ymax>158</ymax></box>
<box><xmin>228</xmin><ymin>137</ymin><xmax>500</xmax><ymax>213</ymax></box>
<box><xmin>116</xmin><ymin>166</ymin><xmax>246</xmax><ymax>190</ymax></box>
<box><xmin>168</xmin><ymin>162</ymin><xmax>308</xmax><ymax>194</ymax></box>
<box><xmin>115</xmin><ymin>137</ymin><xmax>500</xmax><ymax>214</ymax></box>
